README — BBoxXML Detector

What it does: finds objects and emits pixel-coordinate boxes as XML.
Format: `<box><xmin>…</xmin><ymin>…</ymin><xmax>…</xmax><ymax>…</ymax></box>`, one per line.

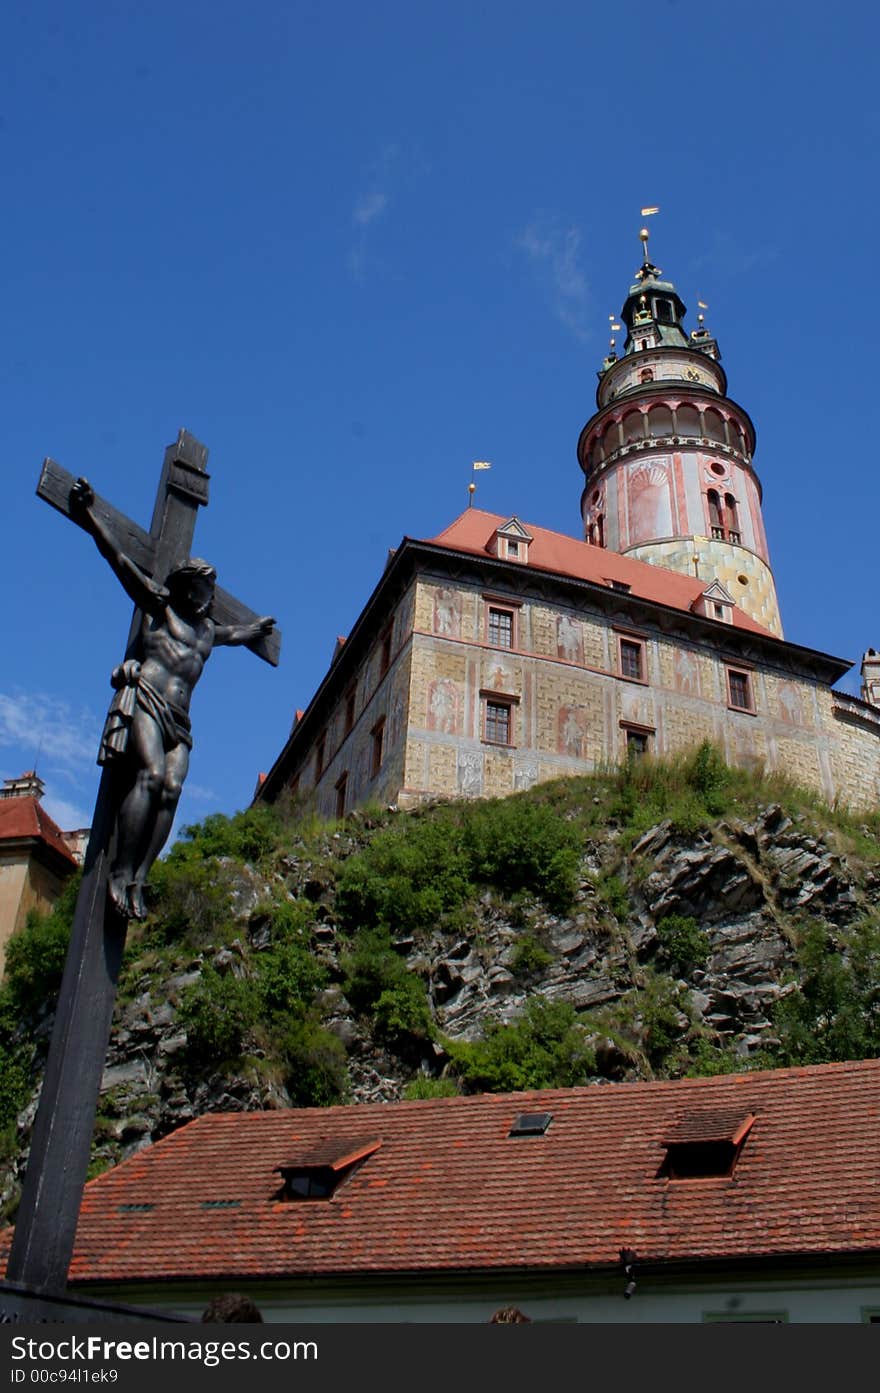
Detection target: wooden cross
<box><xmin>6</xmin><ymin>430</ymin><xmax>280</xmax><ymax>1295</ymax></box>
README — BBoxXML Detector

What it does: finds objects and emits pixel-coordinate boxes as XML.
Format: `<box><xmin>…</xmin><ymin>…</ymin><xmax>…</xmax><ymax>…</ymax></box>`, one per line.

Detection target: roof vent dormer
<box><xmin>489</xmin><ymin>518</ymin><xmax>533</xmax><ymax>564</ymax></box>
<box><xmin>659</xmin><ymin>1109</ymin><xmax>755</xmax><ymax>1179</ymax></box>
<box><xmin>274</xmin><ymin>1136</ymin><xmax>381</xmax><ymax>1201</ymax></box>
<box><xmin>692</xmin><ymin>579</ymin><xmax>736</xmax><ymax>625</ymax></box>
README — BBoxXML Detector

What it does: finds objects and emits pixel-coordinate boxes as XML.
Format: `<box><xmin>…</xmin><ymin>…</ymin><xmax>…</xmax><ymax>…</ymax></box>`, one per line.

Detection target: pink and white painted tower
<box><xmin>578</xmin><ymin>228</ymin><xmax>783</xmax><ymax>637</ymax></box>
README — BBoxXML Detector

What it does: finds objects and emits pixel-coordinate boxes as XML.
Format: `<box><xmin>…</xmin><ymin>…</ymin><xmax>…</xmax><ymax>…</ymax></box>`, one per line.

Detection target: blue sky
<box><xmin>3</xmin><ymin>1</ymin><xmax>879</xmax><ymax>833</ymax></box>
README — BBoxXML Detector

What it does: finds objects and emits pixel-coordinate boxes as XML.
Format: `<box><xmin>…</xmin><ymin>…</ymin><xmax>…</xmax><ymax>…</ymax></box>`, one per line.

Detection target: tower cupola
<box><xmin>578</xmin><ymin>226</ymin><xmax>783</xmax><ymax>637</ymax></box>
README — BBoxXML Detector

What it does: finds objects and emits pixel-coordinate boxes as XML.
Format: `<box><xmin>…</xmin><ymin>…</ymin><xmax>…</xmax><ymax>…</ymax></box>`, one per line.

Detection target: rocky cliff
<box><xmin>2</xmin><ymin>746</ymin><xmax>878</xmax><ymax>1218</ymax></box>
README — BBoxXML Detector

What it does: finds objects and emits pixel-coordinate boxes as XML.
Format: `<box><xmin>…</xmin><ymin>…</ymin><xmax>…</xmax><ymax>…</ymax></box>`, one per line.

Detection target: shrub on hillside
<box><xmin>2</xmin><ymin>874</ymin><xmax>79</xmax><ymax>1017</ymax></box>
<box><xmin>445</xmin><ymin>997</ymin><xmax>596</xmax><ymax>1092</ymax></box>
<box><xmin>177</xmin><ymin>966</ymin><xmax>256</xmax><ymax>1064</ymax></box>
<box><xmin>773</xmin><ymin>919</ymin><xmax>880</xmax><ymax>1065</ymax></box>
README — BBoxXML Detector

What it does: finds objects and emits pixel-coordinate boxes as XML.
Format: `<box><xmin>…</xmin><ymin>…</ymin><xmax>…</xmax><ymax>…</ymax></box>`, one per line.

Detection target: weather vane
<box><xmin>468</xmin><ymin>460</ymin><xmax>491</xmax><ymax>507</ymax></box>
<box><xmin>638</xmin><ymin>206</ymin><xmax>661</xmax><ymax>276</ymax></box>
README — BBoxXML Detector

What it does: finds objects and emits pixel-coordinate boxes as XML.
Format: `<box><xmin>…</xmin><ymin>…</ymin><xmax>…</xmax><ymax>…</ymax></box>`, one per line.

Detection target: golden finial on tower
<box><xmin>637</xmin><ymin>206</ymin><xmax>661</xmax><ymax>277</ymax></box>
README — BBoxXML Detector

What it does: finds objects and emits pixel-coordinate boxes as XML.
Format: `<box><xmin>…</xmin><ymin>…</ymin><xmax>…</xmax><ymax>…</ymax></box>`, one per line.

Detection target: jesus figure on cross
<box><xmin>71</xmin><ymin>477</ymin><xmax>276</xmax><ymax>920</ymax></box>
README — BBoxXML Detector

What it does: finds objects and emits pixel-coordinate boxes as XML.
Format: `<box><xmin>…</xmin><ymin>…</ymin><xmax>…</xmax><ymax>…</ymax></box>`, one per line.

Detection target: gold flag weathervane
<box><xmin>468</xmin><ymin>460</ymin><xmax>491</xmax><ymax>507</ymax></box>
<box><xmin>639</xmin><ymin>206</ymin><xmax>660</xmax><ymax>267</ymax></box>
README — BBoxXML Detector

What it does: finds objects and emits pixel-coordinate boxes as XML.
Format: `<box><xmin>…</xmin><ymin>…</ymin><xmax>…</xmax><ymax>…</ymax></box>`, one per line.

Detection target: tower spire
<box><xmin>577</xmin><ymin>228</ymin><xmax>783</xmax><ymax>638</ymax></box>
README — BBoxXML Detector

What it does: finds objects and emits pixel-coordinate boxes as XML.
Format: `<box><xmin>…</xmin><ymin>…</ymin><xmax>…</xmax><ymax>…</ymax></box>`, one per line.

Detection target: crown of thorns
<box><xmin>167</xmin><ymin>558</ymin><xmax>217</xmax><ymax>584</ymax></box>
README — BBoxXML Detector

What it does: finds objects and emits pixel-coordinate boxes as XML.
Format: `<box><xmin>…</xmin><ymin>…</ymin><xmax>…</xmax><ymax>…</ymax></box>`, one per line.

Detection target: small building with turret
<box><xmin>256</xmin><ymin>235</ymin><xmax>880</xmax><ymax>816</ymax></box>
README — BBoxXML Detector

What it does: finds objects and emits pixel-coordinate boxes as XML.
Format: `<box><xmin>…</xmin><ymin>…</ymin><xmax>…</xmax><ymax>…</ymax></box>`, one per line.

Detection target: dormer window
<box><xmin>659</xmin><ymin>1110</ymin><xmax>755</xmax><ymax>1180</ymax></box>
<box><xmin>693</xmin><ymin>581</ymin><xmax>735</xmax><ymax>625</ymax></box>
<box><xmin>488</xmin><ymin>519</ymin><xmax>533</xmax><ymax>564</ymax></box>
<box><xmin>275</xmin><ymin>1137</ymin><xmax>380</xmax><ymax>1201</ymax></box>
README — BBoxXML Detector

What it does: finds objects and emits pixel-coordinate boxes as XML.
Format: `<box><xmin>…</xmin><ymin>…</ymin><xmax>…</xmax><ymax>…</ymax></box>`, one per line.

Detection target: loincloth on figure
<box><xmin>98</xmin><ymin>659</ymin><xmax>193</xmax><ymax>765</ymax></box>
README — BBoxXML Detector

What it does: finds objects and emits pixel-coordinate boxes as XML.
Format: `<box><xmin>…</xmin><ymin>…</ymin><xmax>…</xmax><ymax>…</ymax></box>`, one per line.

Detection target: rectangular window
<box><xmin>619</xmin><ymin>636</ymin><xmax>645</xmax><ymax>682</ymax></box>
<box><xmin>370</xmin><ymin>717</ymin><xmax>386</xmax><ymax>778</ymax></box>
<box><xmin>380</xmin><ymin>623</ymin><xmax>393</xmax><ymax>678</ymax></box>
<box><xmin>727</xmin><ymin>667</ymin><xmax>754</xmax><ymax>711</ymax></box>
<box><xmin>484</xmin><ymin>700</ymin><xmax>513</xmax><ymax>745</ymax></box>
<box><xmin>315</xmin><ymin>733</ymin><xmax>326</xmax><ymax>780</ymax></box>
<box><xmin>488</xmin><ymin>606</ymin><xmax>514</xmax><ymax>648</ymax></box>
<box><xmin>344</xmin><ymin>684</ymin><xmax>357</xmax><ymax>735</ymax></box>
<box><xmin>335</xmin><ymin>772</ymin><xmax>348</xmax><ymax>819</ymax></box>
<box><xmin>621</xmin><ymin>722</ymin><xmax>654</xmax><ymax>761</ymax></box>
<box><xmin>626</xmin><ymin>729</ymin><xmax>649</xmax><ymax>760</ymax></box>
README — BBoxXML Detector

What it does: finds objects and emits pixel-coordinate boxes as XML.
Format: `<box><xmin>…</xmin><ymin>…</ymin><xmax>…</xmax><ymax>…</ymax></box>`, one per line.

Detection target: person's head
<box><xmin>201</xmin><ymin>1291</ymin><xmax>263</xmax><ymax>1323</ymax></box>
<box><xmin>167</xmin><ymin>558</ymin><xmax>217</xmax><ymax>616</ymax></box>
<box><xmin>489</xmin><ymin>1306</ymin><xmax>531</xmax><ymax>1323</ymax></box>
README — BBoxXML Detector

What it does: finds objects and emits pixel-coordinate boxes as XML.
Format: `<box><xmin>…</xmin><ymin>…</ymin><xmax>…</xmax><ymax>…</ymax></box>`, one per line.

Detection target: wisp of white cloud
<box><xmin>0</xmin><ymin>690</ymin><xmax>100</xmax><ymax>773</ymax></box>
<box><xmin>516</xmin><ymin>216</ymin><xmax>592</xmax><ymax>340</ymax></box>
<box><xmin>353</xmin><ymin>191</ymin><xmax>388</xmax><ymax>227</ymax></box>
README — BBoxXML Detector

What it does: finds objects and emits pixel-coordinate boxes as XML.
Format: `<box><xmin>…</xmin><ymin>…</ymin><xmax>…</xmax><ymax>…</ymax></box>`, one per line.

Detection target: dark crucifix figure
<box><xmin>6</xmin><ymin>430</ymin><xmax>280</xmax><ymax>1298</ymax></box>
<box><xmin>70</xmin><ymin>477</ymin><xmax>275</xmax><ymax>920</ymax></box>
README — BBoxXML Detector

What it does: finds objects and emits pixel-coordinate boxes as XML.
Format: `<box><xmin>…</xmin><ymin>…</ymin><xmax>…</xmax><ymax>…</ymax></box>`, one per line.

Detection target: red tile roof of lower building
<box><xmin>4</xmin><ymin>1058</ymin><xmax>878</xmax><ymax>1286</ymax></box>
<box><xmin>428</xmin><ymin>510</ymin><xmax>775</xmax><ymax>638</ymax></box>
<box><xmin>0</xmin><ymin>797</ymin><xmax>77</xmax><ymax>867</ymax></box>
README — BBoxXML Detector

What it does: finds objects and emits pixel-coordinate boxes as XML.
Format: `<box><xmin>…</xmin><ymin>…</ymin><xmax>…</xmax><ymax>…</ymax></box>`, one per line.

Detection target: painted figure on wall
<box><xmin>433</xmin><ymin>588</ymin><xmax>460</xmax><ymax>638</ymax></box>
<box><xmin>674</xmin><ymin>649</ymin><xmax>699</xmax><ymax>696</ymax></box>
<box><xmin>558</xmin><ymin>706</ymin><xmax>587</xmax><ymax>759</ymax></box>
<box><xmin>427</xmin><ymin>678</ymin><xmax>460</xmax><ymax>734</ymax></box>
<box><xmin>557</xmin><ymin>614</ymin><xmax>583</xmax><ymax>664</ymax></box>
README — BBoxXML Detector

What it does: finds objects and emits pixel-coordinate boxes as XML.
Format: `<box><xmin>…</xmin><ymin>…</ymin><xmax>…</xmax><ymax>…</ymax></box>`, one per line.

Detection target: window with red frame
<box><xmin>484</xmin><ymin>700</ymin><xmax>513</xmax><ymax>745</ymax></box>
<box><xmin>727</xmin><ymin>668</ymin><xmax>753</xmax><ymax>710</ymax></box>
<box><xmin>619</xmin><ymin>637</ymin><xmax>645</xmax><ymax>682</ymax></box>
<box><xmin>487</xmin><ymin>606</ymin><xmax>514</xmax><ymax>648</ymax></box>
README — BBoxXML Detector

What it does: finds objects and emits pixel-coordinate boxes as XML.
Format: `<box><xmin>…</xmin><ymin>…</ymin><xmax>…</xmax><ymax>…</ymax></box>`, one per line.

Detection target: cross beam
<box><xmin>6</xmin><ymin>429</ymin><xmax>280</xmax><ymax>1293</ymax></box>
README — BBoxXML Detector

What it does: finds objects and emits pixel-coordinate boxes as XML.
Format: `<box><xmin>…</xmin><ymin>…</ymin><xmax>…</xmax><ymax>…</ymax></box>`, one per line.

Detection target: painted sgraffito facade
<box><xmin>256</xmin><ymin>242</ymin><xmax>880</xmax><ymax>816</ymax></box>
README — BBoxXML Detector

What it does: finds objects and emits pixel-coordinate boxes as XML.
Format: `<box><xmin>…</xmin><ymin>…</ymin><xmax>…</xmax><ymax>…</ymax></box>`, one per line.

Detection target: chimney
<box><xmin>0</xmin><ymin>770</ymin><xmax>46</xmax><ymax>802</ymax></box>
<box><xmin>861</xmin><ymin>650</ymin><xmax>880</xmax><ymax>707</ymax></box>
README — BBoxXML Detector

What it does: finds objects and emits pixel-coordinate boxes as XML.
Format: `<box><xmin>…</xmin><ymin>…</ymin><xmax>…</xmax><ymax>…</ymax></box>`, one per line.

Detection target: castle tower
<box><xmin>577</xmin><ymin>228</ymin><xmax>783</xmax><ymax>637</ymax></box>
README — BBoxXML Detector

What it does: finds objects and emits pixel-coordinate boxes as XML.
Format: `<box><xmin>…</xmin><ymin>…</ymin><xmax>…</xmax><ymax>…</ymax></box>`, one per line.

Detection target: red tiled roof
<box><xmin>426</xmin><ymin>510</ymin><xmax>775</xmax><ymax>638</ymax></box>
<box><xmin>4</xmin><ymin>1059</ymin><xmax>878</xmax><ymax>1286</ymax></box>
<box><xmin>0</xmin><ymin>797</ymin><xmax>77</xmax><ymax>867</ymax></box>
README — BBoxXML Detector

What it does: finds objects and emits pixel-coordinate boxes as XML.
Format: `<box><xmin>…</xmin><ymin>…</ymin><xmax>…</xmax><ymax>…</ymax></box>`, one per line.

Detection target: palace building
<box><xmin>256</xmin><ymin>235</ymin><xmax>880</xmax><ymax>815</ymax></box>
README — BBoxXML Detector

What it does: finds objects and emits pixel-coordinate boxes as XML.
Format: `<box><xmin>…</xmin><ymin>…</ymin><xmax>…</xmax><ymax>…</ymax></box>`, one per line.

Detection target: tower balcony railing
<box><xmin>587</xmin><ymin>433</ymin><xmax>753</xmax><ymax>475</ymax></box>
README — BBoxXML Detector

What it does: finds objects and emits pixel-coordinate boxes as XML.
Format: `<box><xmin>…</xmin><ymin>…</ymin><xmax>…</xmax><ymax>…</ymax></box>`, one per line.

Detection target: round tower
<box><xmin>578</xmin><ymin>230</ymin><xmax>783</xmax><ymax>637</ymax></box>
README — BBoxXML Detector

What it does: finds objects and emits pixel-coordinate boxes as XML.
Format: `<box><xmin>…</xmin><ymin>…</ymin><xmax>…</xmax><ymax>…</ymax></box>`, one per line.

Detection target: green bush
<box><xmin>446</xmin><ymin>997</ymin><xmax>596</xmax><ymax>1092</ymax></box>
<box><xmin>374</xmin><ymin>979</ymin><xmax>434</xmax><ymax>1044</ymax></box>
<box><xmin>148</xmin><ymin>856</ymin><xmax>236</xmax><ymax>943</ymax></box>
<box><xmin>597</xmin><ymin>873</ymin><xmax>629</xmax><ymax>922</ymax></box>
<box><xmin>275</xmin><ymin>1013</ymin><xmax>348</xmax><ymax>1107</ymax></box>
<box><xmin>174</xmin><ymin>805</ymin><xmax>285</xmax><ymax>864</ymax></box>
<box><xmin>3</xmin><ymin>874</ymin><xmax>79</xmax><ymax>1016</ymax></box>
<box><xmin>336</xmin><ymin>810</ymin><xmax>473</xmax><ymax>935</ymax></box>
<box><xmin>256</xmin><ymin>897</ymin><xmax>328</xmax><ymax>1019</ymax></box>
<box><xmin>0</xmin><ymin>1042</ymin><xmax>29</xmax><ymax>1134</ymax></box>
<box><xmin>340</xmin><ymin>926</ymin><xmax>434</xmax><ymax>1045</ymax></box>
<box><xmin>402</xmin><ymin>1077</ymin><xmax>460</xmax><ymax>1100</ymax></box>
<box><xmin>685</xmin><ymin>741</ymin><xmax>731</xmax><ymax>815</ymax></box>
<box><xmin>177</xmin><ymin>967</ymin><xmax>256</xmax><ymax>1064</ymax></box>
<box><xmin>773</xmin><ymin>920</ymin><xmax>880</xmax><ymax>1065</ymax></box>
<box><xmin>336</xmin><ymin>795</ymin><xmax>582</xmax><ymax>937</ymax></box>
<box><xmin>509</xmin><ymin>935</ymin><xmax>554</xmax><ymax>977</ymax></box>
<box><xmin>463</xmin><ymin>799</ymin><xmax>581</xmax><ymax>913</ymax></box>
<box><xmin>655</xmin><ymin>914</ymin><xmax>710</xmax><ymax>973</ymax></box>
